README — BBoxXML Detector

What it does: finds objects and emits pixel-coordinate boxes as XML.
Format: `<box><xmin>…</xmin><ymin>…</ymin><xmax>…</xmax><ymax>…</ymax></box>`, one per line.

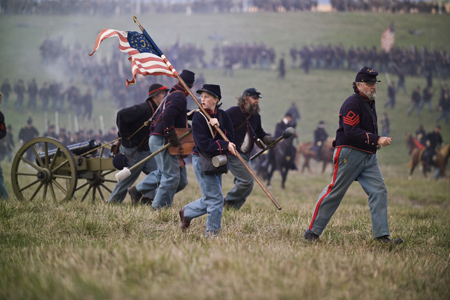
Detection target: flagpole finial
<box><xmin>133</xmin><ymin>16</ymin><xmax>144</xmax><ymax>31</ymax></box>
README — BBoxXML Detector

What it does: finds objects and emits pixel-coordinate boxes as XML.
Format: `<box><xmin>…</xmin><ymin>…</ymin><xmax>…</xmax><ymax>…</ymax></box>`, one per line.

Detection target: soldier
<box><xmin>128</xmin><ymin>70</ymin><xmax>195</xmax><ymax>209</ymax></box>
<box><xmin>39</xmin><ymin>82</ymin><xmax>50</xmax><ymax>112</ymax></box>
<box><xmin>423</xmin><ymin>125</ymin><xmax>443</xmax><ymax>171</ymax></box>
<box><xmin>407</xmin><ymin>86</ymin><xmax>421</xmax><ymax>116</ymax></box>
<box><xmin>285</xmin><ymin>102</ymin><xmax>301</xmax><ymax>128</ymax></box>
<box><xmin>27</xmin><ymin>78</ymin><xmax>38</xmax><ymax>111</ymax></box>
<box><xmin>273</xmin><ymin>112</ymin><xmax>297</xmax><ymax>170</ymax></box>
<box><xmin>82</xmin><ymin>89</ymin><xmax>93</xmax><ymax>121</ymax></box>
<box><xmin>14</xmin><ymin>79</ymin><xmax>26</xmax><ymax>113</ymax></box>
<box><xmin>18</xmin><ymin>117</ymin><xmax>39</xmax><ymax>161</ymax></box>
<box><xmin>0</xmin><ymin>93</ymin><xmax>8</xmax><ymax>200</ymax></box>
<box><xmin>109</xmin><ymin>83</ymin><xmax>168</xmax><ymax>204</ymax></box>
<box><xmin>312</xmin><ymin>120</ymin><xmax>328</xmax><ymax>161</ymax></box>
<box><xmin>0</xmin><ymin>125</ymin><xmax>14</xmax><ymax>162</ymax></box>
<box><xmin>44</xmin><ymin>124</ymin><xmax>58</xmax><ymax>139</ymax></box>
<box><xmin>436</xmin><ymin>91</ymin><xmax>450</xmax><ymax>125</ymax></box>
<box><xmin>303</xmin><ymin>67</ymin><xmax>402</xmax><ymax>244</ymax></box>
<box><xmin>384</xmin><ymin>81</ymin><xmax>396</xmax><ymax>109</ymax></box>
<box><xmin>420</xmin><ymin>85</ymin><xmax>433</xmax><ymax>112</ymax></box>
<box><xmin>1</xmin><ymin>79</ymin><xmax>12</xmax><ymax>109</ymax></box>
<box><xmin>223</xmin><ymin>88</ymin><xmax>275</xmax><ymax>210</ymax></box>
<box><xmin>57</xmin><ymin>128</ymin><xmax>70</xmax><ymax>146</ymax></box>
<box><xmin>277</xmin><ymin>53</ymin><xmax>286</xmax><ymax>79</ymax></box>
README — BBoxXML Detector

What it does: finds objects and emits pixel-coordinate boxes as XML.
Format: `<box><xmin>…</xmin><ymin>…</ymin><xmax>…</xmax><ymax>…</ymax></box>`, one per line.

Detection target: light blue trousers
<box><xmin>136</xmin><ymin>135</ymin><xmax>188</xmax><ymax>209</ymax></box>
<box><xmin>0</xmin><ymin>163</ymin><xmax>9</xmax><ymax>200</ymax></box>
<box><xmin>109</xmin><ymin>145</ymin><xmax>157</xmax><ymax>203</ymax></box>
<box><xmin>224</xmin><ymin>152</ymin><xmax>253</xmax><ymax>209</ymax></box>
<box><xmin>183</xmin><ymin>155</ymin><xmax>224</xmax><ymax>236</ymax></box>
<box><xmin>308</xmin><ymin>147</ymin><xmax>390</xmax><ymax>238</ymax></box>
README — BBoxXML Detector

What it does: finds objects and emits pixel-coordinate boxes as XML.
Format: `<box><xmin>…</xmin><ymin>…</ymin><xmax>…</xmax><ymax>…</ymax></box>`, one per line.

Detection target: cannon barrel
<box><xmin>38</xmin><ymin>139</ymin><xmax>100</xmax><ymax>159</ymax></box>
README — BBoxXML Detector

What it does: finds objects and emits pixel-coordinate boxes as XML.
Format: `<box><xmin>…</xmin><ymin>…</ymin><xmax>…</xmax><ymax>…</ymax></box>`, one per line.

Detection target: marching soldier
<box><xmin>223</xmin><ymin>88</ymin><xmax>275</xmax><ymax>210</ymax></box>
<box><xmin>110</xmin><ymin>83</ymin><xmax>168</xmax><ymax>204</ymax></box>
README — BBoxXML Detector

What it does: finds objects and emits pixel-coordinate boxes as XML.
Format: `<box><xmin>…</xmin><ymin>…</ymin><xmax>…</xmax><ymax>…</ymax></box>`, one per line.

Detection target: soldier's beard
<box><xmin>359</xmin><ymin>84</ymin><xmax>377</xmax><ymax>101</ymax></box>
<box><xmin>246</xmin><ymin>102</ymin><xmax>260</xmax><ymax>115</ymax></box>
<box><xmin>365</xmin><ymin>90</ymin><xmax>377</xmax><ymax>101</ymax></box>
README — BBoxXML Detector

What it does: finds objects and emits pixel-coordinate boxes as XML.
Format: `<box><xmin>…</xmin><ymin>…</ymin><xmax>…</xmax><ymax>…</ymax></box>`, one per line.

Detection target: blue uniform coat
<box><xmin>334</xmin><ymin>93</ymin><xmax>380</xmax><ymax>153</ymax></box>
<box><xmin>225</xmin><ymin>106</ymin><xmax>267</xmax><ymax>153</ymax></box>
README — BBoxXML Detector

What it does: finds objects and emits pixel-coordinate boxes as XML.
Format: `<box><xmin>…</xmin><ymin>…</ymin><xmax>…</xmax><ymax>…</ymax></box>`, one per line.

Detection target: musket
<box><xmin>250</xmin><ymin>127</ymin><xmax>296</xmax><ymax>161</ymax></box>
<box><xmin>132</xmin><ymin>16</ymin><xmax>281</xmax><ymax>210</ymax></box>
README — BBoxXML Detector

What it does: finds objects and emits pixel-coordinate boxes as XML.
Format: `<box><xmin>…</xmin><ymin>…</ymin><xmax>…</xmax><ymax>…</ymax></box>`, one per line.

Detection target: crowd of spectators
<box><xmin>1</xmin><ymin>0</ymin><xmax>447</xmax><ymax>15</ymax></box>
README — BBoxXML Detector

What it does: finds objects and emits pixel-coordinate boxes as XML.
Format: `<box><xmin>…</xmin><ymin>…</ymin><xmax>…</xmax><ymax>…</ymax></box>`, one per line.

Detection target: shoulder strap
<box><xmin>233</xmin><ymin>114</ymin><xmax>251</xmax><ymax>131</ymax></box>
<box><xmin>194</xmin><ymin>109</ymin><xmax>215</xmax><ymax>137</ymax></box>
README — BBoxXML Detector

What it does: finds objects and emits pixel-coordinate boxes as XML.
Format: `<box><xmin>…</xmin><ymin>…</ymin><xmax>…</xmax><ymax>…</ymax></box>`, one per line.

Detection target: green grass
<box><xmin>1</xmin><ymin>11</ymin><xmax>450</xmax><ymax>300</ymax></box>
<box><xmin>1</xmin><ymin>167</ymin><xmax>450</xmax><ymax>300</ymax></box>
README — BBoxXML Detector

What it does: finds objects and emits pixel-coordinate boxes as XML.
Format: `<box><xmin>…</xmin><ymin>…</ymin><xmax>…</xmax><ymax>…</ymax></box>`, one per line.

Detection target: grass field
<box><xmin>1</xmin><ymin>11</ymin><xmax>450</xmax><ymax>300</ymax></box>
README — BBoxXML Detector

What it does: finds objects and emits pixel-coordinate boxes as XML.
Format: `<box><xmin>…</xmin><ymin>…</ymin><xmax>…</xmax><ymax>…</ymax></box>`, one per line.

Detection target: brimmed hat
<box><xmin>179</xmin><ymin>69</ymin><xmax>195</xmax><ymax>86</ymax></box>
<box><xmin>243</xmin><ymin>88</ymin><xmax>262</xmax><ymax>98</ymax></box>
<box><xmin>147</xmin><ymin>83</ymin><xmax>167</xmax><ymax>99</ymax></box>
<box><xmin>355</xmin><ymin>66</ymin><xmax>380</xmax><ymax>83</ymax></box>
<box><xmin>196</xmin><ymin>84</ymin><xmax>222</xmax><ymax>100</ymax></box>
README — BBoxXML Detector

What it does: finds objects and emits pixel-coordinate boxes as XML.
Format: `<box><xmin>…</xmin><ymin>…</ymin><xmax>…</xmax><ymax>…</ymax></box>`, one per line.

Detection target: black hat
<box><xmin>196</xmin><ymin>84</ymin><xmax>222</xmax><ymax>100</ymax></box>
<box><xmin>355</xmin><ymin>66</ymin><xmax>380</xmax><ymax>83</ymax></box>
<box><xmin>243</xmin><ymin>88</ymin><xmax>262</xmax><ymax>98</ymax></box>
<box><xmin>147</xmin><ymin>83</ymin><xmax>167</xmax><ymax>99</ymax></box>
<box><xmin>113</xmin><ymin>153</ymin><xmax>128</xmax><ymax>170</ymax></box>
<box><xmin>179</xmin><ymin>69</ymin><xmax>195</xmax><ymax>86</ymax></box>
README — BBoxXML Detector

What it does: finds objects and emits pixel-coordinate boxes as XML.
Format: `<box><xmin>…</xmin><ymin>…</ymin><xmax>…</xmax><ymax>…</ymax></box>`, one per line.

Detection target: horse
<box><xmin>255</xmin><ymin>137</ymin><xmax>296</xmax><ymax>189</ymax></box>
<box><xmin>405</xmin><ymin>133</ymin><xmax>446</xmax><ymax>180</ymax></box>
<box><xmin>440</xmin><ymin>144</ymin><xmax>450</xmax><ymax>168</ymax></box>
<box><xmin>295</xmin><ymin>140</ymin><xmax>334</xmax><ymax>174</ymax></box>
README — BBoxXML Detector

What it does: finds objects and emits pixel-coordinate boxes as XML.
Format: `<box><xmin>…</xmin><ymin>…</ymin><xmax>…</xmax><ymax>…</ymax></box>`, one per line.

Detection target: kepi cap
<box><xmin>179</xmin><ymin>69</ymin><xmax>195</xmax><ymax>86</ymax></box>
<box><xmin>243</xmin><ymin>88</ymin><xmax>261</xmax><ymax>98</ymax></box>
<box><xmin>355</xmin><ymin>66</ymin><xmax>380</xmax><ymax>83</ymax></box>
<box><xmin>196</xmin><ymin>84</ymin><xmax>222</xmax><ymax>100</ymax></box>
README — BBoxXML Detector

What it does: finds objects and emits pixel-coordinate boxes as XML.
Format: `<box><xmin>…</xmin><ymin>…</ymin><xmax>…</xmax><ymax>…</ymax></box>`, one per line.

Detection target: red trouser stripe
<box><xmin>309</xmin><ymin>147</ymin><xmax>342</xmax><ymax>230</ymax></box>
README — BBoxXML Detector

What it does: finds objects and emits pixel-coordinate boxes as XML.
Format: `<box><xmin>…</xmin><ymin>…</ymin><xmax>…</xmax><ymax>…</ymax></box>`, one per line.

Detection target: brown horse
<box><xmin>295</xmin><ymin>140</ymin><xmax>334</xmax><ymax>174</ymax></box>
<box><xmin>440</xmin><ymin>144</ymin><xmax>450</xmax><ymax>168</ymax></box>
<box><xmin>405</xmin><ymin>133</ymin><xmax>446</xmax><ymax>180</ymax></box>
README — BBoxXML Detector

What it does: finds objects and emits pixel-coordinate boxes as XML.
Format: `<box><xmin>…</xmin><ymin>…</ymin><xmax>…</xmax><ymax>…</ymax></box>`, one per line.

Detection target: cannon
<box><xmin>11</xmin><ymin>137</ymin><xmax>117</xmax><ymax>202</ymax></box>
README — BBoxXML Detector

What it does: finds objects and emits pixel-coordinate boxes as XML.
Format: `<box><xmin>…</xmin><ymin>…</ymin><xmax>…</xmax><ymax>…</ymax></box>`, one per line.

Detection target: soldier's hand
<box><xmin>166</xmin><ymin>131</ymin><xmax>180</xmax><ymax>147</ymax></box>
<box><xmin>228</xmin><ymin>142</ymin><xmax>237</xmax><ymax>156</ymax></box>
<box><xmin>377</xmin><ymin>137</ymin><xmax>392</xmax><ymax>148</ymax></box>
<box><xmin>263</xmin><ymin>135</ymin><xmax>276</xmax><ymax>149</ymax></box>
<box><xmin>209</xmin><ymin>118</ymin><xmax>219</xmax><ymax>128</ymax></box>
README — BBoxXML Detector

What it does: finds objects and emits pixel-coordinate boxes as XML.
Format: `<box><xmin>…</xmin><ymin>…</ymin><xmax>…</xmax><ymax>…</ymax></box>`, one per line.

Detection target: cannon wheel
<box><xmin>73</xmin><ymin>144</ymin><xmax>116</xmax><ymax>203</ymax></box>
<box><xmin>11</xmin><ymin>137</ymin><xmax>78</xmax><ymax>201</ymax></box>
<box><xmin>74</xmin><ymin>169</ymin><xmax>116</xmax><ymax>203</ymax></box>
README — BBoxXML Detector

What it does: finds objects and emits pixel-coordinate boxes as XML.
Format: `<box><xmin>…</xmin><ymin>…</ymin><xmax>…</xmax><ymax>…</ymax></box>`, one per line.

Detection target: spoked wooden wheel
<box><xmin>75</xmin><ymin>169</ymin><xmax>117</xmax><ymax>202</ymax></box>
<box><xmin>11</xmin><ymin>137</ymin><xmax>77</xmax><ymax>201</ymax></box>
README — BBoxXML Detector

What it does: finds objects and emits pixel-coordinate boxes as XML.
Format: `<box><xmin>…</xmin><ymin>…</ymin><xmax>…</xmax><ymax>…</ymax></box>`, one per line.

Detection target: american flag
<box><xmin>381</xmin><ymin>22</ymin><xmax>395</xmax><ymax>53</ymax></box>
<box><xmin>89</xmin><ymin>29</ymin><xmax>177</xmax><ymax>86</ymax></box>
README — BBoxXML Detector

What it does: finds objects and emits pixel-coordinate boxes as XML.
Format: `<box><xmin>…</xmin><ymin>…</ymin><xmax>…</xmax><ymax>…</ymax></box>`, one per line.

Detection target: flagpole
<box><xmin>132</xmin><ymin>16</ymin><xmax>281</xmax><ymax>210</ymax></box>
